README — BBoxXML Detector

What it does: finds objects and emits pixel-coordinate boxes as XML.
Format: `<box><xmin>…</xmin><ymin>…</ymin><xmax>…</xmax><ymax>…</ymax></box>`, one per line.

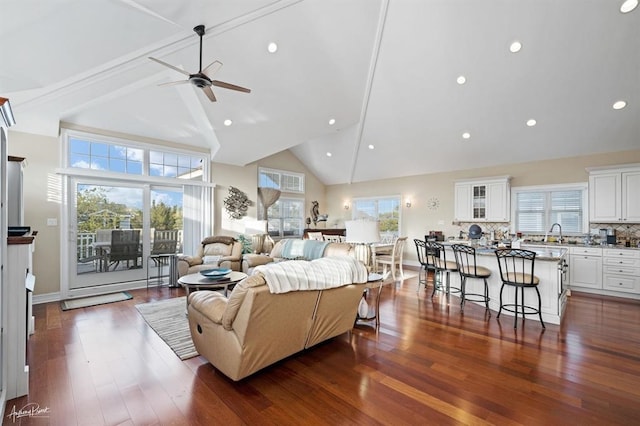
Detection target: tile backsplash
<box><xmin>450</xmin><ymin>221</ymin><xmax>640</xmax><ymax>246</ymax></box>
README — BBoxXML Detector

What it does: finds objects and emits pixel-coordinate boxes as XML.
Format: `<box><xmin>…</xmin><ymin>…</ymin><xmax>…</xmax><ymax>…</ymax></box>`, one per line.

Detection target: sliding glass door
<box><xmin>69</xmin><ymin>180</ymin><xmax>185</xmax><ymax>292</ymax></box>
<box><xmin>70</xmin><ymin>180</ymin><xmax>147</xmax><ymax>289</ymax></box>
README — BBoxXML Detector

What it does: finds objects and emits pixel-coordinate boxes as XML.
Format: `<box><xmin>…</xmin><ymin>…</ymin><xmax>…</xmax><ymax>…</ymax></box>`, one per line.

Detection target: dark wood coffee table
<box><xmin>178</xmin><ymin>271</ymin><xmax>248</xmax><ymax>310</ymax></box>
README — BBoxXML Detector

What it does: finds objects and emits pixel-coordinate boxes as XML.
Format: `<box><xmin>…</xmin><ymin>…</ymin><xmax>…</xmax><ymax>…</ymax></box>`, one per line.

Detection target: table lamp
<box><xmin>345</xmin><ymin>220</ymin><xmax>380</xmax><ymax>269</ymax></box>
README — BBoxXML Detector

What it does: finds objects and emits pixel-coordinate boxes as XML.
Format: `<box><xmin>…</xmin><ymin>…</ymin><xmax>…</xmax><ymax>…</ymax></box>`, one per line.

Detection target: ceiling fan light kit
<box><xmin>149</xmin><ymin>24</ymin><xmax>251</xmax><ymax>102</ymax></box>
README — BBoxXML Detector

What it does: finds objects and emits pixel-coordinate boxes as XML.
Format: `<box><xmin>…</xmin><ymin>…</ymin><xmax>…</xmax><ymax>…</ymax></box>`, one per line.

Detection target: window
<box><xmin>258</xmin><ymin>168</ymin><xmax>305</xmax><ymax>238</ymax></box>
<box><xmin>267</xmin><ymin>197</ymin><xmax>304</xmax><ymax>238</ymax></box>
<box><xmin>512</xmin><ymin>184</ymin><xmax>587</xmax><ymax>235</ymax></box>
<box><xmin>259</xmin><ymin>168</ymin><xmax>304</xmax><ymax>193</ymax></box>
<box><xmin>353</xmin><ymin>196</ymin><xmax>401</xmax><ymax>241</ymax></box>
<box><xmin>68</xmin><ymin>136</ymin><xmax>205</xmax><ymax>180</ymax></box>
<box><xmin>69</xmin><ymin>137</ymin><xmax>143</xmax><ymax>174</ymax></box>
<box><xmin>150</xmin><ymin>150</ymin><xmax>204</xmax><ymax>179</ymax></box>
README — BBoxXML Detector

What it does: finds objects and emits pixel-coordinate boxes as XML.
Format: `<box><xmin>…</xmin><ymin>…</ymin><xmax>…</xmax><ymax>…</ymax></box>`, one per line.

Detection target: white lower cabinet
<box><xmin>569</xmin><ymin>247</ymin><xmax>602</xmax><ymax>290</ymax></box>
<box><xmin>602</xmin><ymin>249</ymin><xmax>640</xmax><ymax>294</ymax></box>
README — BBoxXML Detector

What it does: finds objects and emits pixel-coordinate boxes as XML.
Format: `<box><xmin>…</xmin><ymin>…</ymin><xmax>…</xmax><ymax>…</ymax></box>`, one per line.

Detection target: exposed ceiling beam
<box><xmin>348</xmin><ymin>0</ymin><xmax>389</xmax><ymax>185</ymax></box>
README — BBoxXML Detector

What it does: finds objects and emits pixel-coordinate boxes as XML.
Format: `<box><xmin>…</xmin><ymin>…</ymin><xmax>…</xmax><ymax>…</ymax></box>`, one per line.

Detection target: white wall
<box><xmin>326</xmin><ymin>149</ymin><xmax>640</xmax><ymax>264</ymax></box>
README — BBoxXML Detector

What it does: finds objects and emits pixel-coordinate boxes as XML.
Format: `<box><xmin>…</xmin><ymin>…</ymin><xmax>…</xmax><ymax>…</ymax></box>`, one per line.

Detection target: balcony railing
<box><xmin>76</xmin><ymin>229</ymin><xmax>183</xmax><ymax>267</ymax></box>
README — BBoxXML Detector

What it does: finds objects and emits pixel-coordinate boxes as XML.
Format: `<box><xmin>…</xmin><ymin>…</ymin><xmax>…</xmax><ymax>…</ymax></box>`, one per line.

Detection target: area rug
<box><xmin>135</xmin><ymin>297</ymin><xmax>198</xmax><ymax>360</ymax></box>
<box><xmin>60</xmin><ymin>291</ymin><xmax>132</xmax><ymax>311</ymax></box>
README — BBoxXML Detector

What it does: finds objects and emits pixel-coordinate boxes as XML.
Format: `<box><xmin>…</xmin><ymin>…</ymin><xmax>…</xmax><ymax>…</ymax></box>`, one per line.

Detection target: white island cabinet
<box><xmin>444</xmin><ymin>245</ymin><xmax>568</xmax><ymax>325</ymax></box>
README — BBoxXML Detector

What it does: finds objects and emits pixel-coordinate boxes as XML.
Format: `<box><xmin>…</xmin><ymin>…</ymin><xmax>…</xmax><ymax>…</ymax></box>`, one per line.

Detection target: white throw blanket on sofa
<box><xmin>253</xmin><ymin>256</ymin><xmax>368</xmax><ymax>294</ymax></box>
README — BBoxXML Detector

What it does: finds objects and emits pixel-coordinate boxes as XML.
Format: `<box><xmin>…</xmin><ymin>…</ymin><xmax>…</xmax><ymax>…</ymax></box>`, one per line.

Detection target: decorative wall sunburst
<box><xmin>428</xmin><ymin>197</ymin><xmax>440</xmax><ymax>210</ymax></box>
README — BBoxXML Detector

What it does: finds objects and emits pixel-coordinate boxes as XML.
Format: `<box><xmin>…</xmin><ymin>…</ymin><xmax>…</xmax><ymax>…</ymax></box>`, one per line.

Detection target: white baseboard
<box><xmin>33</xmin><ymin>292</ymin><xmax>61</xmax><ymax>305</ymax></box>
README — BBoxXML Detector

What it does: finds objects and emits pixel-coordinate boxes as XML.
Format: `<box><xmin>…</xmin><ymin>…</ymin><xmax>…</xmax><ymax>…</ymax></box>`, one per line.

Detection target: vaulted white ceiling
<box><xmin>2</xmin><ymin>0</ymin><xmax>639</xmax><ymax>185</ymax></box>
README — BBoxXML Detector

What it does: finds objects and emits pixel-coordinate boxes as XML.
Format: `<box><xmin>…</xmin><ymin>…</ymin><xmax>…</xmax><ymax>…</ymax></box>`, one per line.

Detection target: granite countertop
<box><xmin>443</xmin><ymin>242</ymin><xmax>567</xmax><ymax>261</ymax></box>
<box><xmin>475</xmin><ymin>247</ymin><xmax>567</xmax><ymax>261</ymax></box>
<box><xmin>523</xmin><ymin>241</ymin><xmax>640</xmax><ymax>251</ymax></box>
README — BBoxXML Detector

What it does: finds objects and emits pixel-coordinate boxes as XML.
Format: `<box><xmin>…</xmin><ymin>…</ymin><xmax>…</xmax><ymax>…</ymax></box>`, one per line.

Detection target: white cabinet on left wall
<box><xmin>454</xmin><ymin>176</ymin><xmax>511</xmax><ymax>222</ymax></box>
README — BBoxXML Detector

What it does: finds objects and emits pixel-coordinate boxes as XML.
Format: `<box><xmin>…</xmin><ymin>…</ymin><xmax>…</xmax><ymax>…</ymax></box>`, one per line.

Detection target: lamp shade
<box><xmin>345</xmin><ymin>220</ymin><xmax>380</xmax><ymax>244</ymax></box>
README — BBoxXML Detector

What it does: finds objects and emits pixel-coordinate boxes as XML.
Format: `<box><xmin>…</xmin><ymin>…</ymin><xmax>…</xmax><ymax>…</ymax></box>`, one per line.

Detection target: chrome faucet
<box><xmin>548</xmin><ymin>223</ymin><xmax>563</xmax><ymax>244</ymax></box>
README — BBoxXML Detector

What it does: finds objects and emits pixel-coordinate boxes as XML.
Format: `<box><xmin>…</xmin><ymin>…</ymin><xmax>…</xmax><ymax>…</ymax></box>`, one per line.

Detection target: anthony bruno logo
<box><xmin>6</xmin><ymin>403</ymin><xmax>50</xmax><ymax>422</ymax></box>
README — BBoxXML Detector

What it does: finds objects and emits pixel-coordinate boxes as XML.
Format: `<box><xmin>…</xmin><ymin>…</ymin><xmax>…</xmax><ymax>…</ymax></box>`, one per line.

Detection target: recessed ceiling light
<box><xmin>328</xmin><ymin>118</ymin><xmax>336</xmax><ymax>125</ymax></box>
<box><xmin>223</xmin><ymin>119</ymin><xmax>233</xmax><ymax>126</ymax></box>
<box><xmin>457</xmin><ymin>75</ymin><xmax>466</xmax><ymax>85</ymax></box>
<box><xmin>267</xmin><ymin>42</ymin><xmax>278</xmax><ymax>53</ymax></box>
<box><xmin>526</xmin><ymin>119</ymin><xmax>537</xmax><ymax>127</ymax></box>
<box><xmin>613</xmin><ymin>100</ymin><xmax>627</xmax><ymax>110</ymax></box>
<box><xmin>509</xmin><ymin>41</ymin><xmax>522</xmax><ymax>53</ymax></box>
<box><xmin>368</xmin><ymin>144</ymin><xmax>374</xmax><ymax>150</ymax></box>
<box><xmin>326</xmin><ymin>152</ymin><xmax>332</xmax><ymax>157</ymax></box>
<box><xmin>621</xmin><ymin>0</ymin><xmax>638</xmax><ymax>13</ymax></box>
<box><xmin>462</xmin><ymin>132</ymin><xmax>471</xmax><ymax>139</ymax></box>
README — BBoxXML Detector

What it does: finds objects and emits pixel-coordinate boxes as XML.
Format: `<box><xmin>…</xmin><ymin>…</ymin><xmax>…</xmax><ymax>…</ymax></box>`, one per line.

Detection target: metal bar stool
<box><xmin>427</xmin><ymin>241</ymin><xmax>460</xmax><ymax>297</ymax></box>
<box><xmin>414</xmin><ymin>239</ymin><xmax>436</xmax><ymax>292</ymax></box>
<box><xmin>452</xmin><ymin>244</ymin><xmax>491</xmax><ymax>313</ymax></box>
<box><xmin>494</xmin><ymin>249</ymin><xmax>545</xmax><ymax>328</ymax></box>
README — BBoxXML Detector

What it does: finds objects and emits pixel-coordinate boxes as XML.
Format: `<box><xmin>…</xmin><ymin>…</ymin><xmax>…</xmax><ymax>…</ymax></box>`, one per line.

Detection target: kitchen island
<box><xmin>442</xmin><ymin>245</ymin><xmax>569</xmax><ymax>325</ymax></box>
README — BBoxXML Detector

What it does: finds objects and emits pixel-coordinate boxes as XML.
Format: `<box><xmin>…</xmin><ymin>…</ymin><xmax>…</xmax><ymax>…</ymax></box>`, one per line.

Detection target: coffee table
<box><xmin>178</xmin><ymin>271</ymin><xmax>248</xmax><ymax>310</ymax></box>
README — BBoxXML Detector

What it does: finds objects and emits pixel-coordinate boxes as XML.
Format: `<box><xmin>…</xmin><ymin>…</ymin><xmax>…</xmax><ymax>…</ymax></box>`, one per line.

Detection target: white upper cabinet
<box><xmin>454</xmin><ymin>177</ymin><xmax>510</xmax><ymax>222</ymax></box>
<box><xmin>588</xmin><ymin>165</ymin><xmax>640</xmax><ymax>223</ymax></box>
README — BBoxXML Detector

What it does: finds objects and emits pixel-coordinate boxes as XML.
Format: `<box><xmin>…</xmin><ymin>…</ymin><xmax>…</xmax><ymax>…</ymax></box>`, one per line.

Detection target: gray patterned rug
<box><xmin>135</xmin><ymin>297</ymin><xmax>198</xmax><ymax>360</ymax></box>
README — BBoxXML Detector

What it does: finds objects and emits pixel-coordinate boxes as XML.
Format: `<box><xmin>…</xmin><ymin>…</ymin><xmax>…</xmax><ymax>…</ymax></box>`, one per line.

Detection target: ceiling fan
<box><xmin>149</xmin><ymin>24</ymin><xmax>251</xmax><ymax>102</ymax></box>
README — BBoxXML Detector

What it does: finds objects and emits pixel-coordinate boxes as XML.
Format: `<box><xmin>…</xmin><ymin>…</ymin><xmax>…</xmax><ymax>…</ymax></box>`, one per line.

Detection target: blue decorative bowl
<box><xmin>200</xmin><ymin>268</ymin><xmax>232</xmax><ymax>279</ymax></box>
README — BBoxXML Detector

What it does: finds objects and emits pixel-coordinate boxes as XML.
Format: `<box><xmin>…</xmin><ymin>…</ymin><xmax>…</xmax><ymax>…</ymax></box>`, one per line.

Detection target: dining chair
<box><xmin>452</xmin><ymin>244</ymin><xmax>491</xmax><ymax>313</ymax></box>
<box><xmin>375</xmin><ymin>236</ymin><xmax>408</xmax><ymax>281</ymax></box>
<box><xmin>150</xmin><ymin>230</ymin><xmax>178</xmax><ymax>266</ymax></box>
<box><xmin>323</xmin><ymin>234</ymin><xmax>342</xmax><ymax>243</ymax></box>
<box><xmin>307</xmin><ymin>231</ymin><xmax>323</xmax><ymax>241</ymax></box>
<box><xmin>109</xmin><ymin>229</ymin><xmax>142</xmax><ymax>271</ymax></box>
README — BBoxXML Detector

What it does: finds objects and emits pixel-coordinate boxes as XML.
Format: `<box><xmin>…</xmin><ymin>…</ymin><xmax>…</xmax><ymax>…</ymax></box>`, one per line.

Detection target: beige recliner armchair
<box><xmin>177</xmin><ymin>236</ymin><xmax>243</xmax><ymax>277</ymax></box>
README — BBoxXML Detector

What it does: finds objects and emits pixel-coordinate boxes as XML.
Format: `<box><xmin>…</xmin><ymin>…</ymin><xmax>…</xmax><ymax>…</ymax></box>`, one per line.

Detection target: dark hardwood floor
<box><xmin>5</xmin><ymin>276</ymin><xmax>640</xmax><ymax>425</ymax></box>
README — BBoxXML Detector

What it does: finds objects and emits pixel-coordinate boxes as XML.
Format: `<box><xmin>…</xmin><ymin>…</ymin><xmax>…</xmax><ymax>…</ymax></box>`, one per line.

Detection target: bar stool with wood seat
<box><xmin>414</xmin><ymin>239</ymin><xmax>435</xmax><ymax>292</ymax></box>
<box><xmin>427</xmin><ymin>241</ymin><xmax>459</xmax><ymax>297</ymax></box>
<box><xmin>494</xmin><ymin>248</ymin><xmax>545</xmax><ymax>329</ymax></box>
<box><xmin>452</xmin><ymin>244</ymin><xmax>491</xmax><ymax>313</ymax></box>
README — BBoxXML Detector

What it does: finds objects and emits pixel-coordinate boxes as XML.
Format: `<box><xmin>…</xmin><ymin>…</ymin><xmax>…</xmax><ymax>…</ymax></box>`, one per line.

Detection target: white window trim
<box><xmin>511</xmin><ymin>182</ymin><xmax>588</xmax><ymax>234</ymax></box>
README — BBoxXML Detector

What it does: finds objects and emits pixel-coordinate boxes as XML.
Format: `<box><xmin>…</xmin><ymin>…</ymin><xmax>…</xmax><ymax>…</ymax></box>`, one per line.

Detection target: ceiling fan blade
<box><xmin>149</xmin><ymin>57</ymin><xmax>190</xmax><ymax>77</ymax></box>
<box><xmin>158</xmin><ymin>80</ymin><xmax>189</xmax><ymax>87</ymax></box>
<box><xmin>202</xmin><ymin>60</ymin><xmax>223</xmax><ymax>79</ymax></box>
<box><xmin>202</xmin><ymin>86</ymin><xmax>217</xmax><ymax>102</ymax></box>
<box><xmin>212</xmin><ymin>80</ymin><xmax>251</xmax><ymax>93</ymax></box>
